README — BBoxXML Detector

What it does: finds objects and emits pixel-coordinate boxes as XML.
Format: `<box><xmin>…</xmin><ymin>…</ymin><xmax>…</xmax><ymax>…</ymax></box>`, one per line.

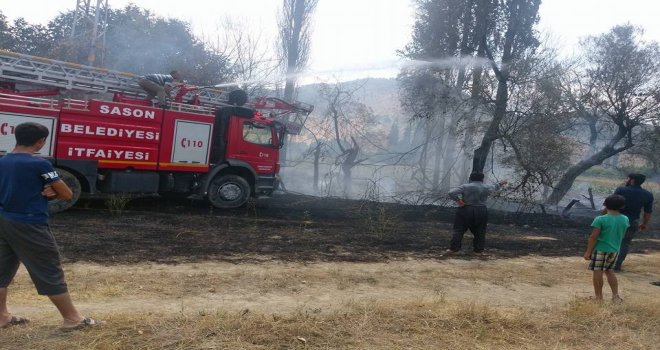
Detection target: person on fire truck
<box><xmin>137</xmin><ymin>70</ymin><xmax>183</xmax><ymax>108</ymax></box>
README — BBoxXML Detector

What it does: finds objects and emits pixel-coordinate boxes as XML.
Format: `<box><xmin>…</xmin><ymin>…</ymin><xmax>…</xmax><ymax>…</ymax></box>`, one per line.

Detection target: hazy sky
<box><xmin>2</xmin><ymin>0</ymin><xmax>659</xmax><ymax>82</ymax></box>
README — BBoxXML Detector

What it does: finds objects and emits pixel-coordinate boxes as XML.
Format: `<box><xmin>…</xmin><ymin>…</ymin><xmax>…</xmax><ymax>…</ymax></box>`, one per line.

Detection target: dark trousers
<box><xmin>138</xmin><ymin>79</ymin><xmax>167</xmax><ymax>106</ymax></box>
<box><xmin>450</xmin><ymin>206</ymin><xmax>488</xmax><ymax>253</ymax></box>
<box><xmin>615</xmin><ymin>222</ymin><xmax>638</xmax><ymax>269</ymax></box>
<box><xmin>0</xmin><ymin>215</ymin><xmax>68</xmax><ymax>295</ymax></box>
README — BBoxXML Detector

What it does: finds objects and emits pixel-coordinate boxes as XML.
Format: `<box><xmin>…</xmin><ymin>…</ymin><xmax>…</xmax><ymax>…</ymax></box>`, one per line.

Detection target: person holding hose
<box><xmin>447</xmin><ymin>172</ymin><xmax>507</xmax><ymax>254</ymax></box>
<box><xmin>137</xmin><ymin>70</ymin><xmax>183</xmax><ymax>108</ymax></box>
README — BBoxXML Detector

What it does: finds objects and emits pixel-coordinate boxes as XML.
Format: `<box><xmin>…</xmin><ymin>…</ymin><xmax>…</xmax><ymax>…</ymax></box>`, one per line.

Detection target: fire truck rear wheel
<box><xmin>48</xmin><ymin>168</ymin><xmax>82</xmax><ymax>214</ymax></box>
<box><xmin>207</xmin><ymin>174</ymin><xmax>251</xmax><ymax>209</ymax></box>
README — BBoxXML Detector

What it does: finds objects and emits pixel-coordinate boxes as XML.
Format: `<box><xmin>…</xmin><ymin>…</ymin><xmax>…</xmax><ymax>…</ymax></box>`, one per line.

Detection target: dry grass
<box><xmin>2</xmin><ymin>254</ymin><xmax>659</xmax><ymax>349</ymax></box>
<box><xmin>2</xmin><ymin>297</ymin><xmax>658</xmax><ymax>349</ymax></box>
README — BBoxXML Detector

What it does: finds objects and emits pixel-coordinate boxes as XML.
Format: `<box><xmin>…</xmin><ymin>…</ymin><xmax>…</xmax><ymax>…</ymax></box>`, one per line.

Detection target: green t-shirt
<box><xmin>591</xmin><ymin>214</ymin><xmax>630</xmax><ymax>252</ymax></box>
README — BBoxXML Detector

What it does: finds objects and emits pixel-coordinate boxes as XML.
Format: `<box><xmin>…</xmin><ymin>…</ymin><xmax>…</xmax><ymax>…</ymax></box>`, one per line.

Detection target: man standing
<box><xmin>137</xmin><ymin>70</ymin><xmax>182</xmax><ymax>108</ymax></box>
<box><xmin>0</xmin><ymin>122</ymin><xmax>103</xmax><ymax>329</ymax></box>
<box><xmin>447</xmin><ymin>172</ymin><xmax>507</xmax><ymax>254</ymax></box>
<box><xmin>612</xmin><ymin>173</ymin><xmax>654</xmax><ymax>272</ymax></box>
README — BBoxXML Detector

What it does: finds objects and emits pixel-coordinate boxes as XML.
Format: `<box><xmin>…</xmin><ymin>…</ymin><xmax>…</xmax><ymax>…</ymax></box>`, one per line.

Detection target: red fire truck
<box><xmin>0</xmin><ymin>50</ymin><xmax>312</xmax><ymax>212</ymax></box>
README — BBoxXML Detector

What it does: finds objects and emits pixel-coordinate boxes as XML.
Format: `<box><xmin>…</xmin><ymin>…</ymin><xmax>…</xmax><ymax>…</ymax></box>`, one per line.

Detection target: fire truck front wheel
<box><xmin>207</xmin><ymin>174</ymin><xmax>251</xmax><ymax>209</ymax></box>
<box><xmin>48</xmin><ymin>168</ymin><xmax>82</xmax><ymax>214</ymax></box>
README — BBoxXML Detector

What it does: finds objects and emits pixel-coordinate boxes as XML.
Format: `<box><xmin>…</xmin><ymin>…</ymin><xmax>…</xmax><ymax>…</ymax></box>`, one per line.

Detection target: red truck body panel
<box><xmin>158</xmin><ymin>109</ymin><xmax>214</xmax><ymax>173</ymax></box>
<box><xmin>56</xmin><ymin>100</ymin><xmax>162</xmax><ymax>170</ymax></box>
<box><xmin>0</xmin><ymin>94</ymin><xmax>59</xmax><ymax>156</ymax></box>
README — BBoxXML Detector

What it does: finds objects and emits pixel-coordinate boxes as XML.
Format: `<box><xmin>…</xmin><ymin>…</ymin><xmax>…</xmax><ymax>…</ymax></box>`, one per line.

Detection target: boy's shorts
<box><xmin>588</xmin><ymin>250</ymin><xmax>618</xmax><ymax>271</ymax></box>
<box><xmin>0</xmin><ymin>215</ymin><xmax>68</xmax><ymax>295</ymax></box>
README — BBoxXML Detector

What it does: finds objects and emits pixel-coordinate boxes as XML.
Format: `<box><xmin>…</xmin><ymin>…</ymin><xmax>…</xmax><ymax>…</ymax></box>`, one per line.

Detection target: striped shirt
<box><xmin>142</xmin><ymin>74</ymin><xmax>175</xmax><ymax>86</ymax></box>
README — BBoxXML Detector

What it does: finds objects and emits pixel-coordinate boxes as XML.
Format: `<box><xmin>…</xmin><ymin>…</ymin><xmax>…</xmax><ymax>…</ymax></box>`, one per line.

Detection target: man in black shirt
<box><xmin>612</xmin><ymin>173</ymin><xmax>654</xmax><ymax>271</ymax></box>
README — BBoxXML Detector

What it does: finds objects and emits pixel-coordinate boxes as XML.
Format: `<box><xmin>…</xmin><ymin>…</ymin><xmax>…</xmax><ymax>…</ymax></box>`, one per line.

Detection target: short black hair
<box><xmin>15</xmin><ymin>122</ymin><xmax>49</xmax><ymax>146</ymax></box>
<box><xmin>604</xmin><ymin>194</ymin><xmax>626</xmax><ymax>211</ymax></box>
<box><xmin>628</xmin><ymin>173</ymin><xmax>646</xmax><ymax>186</ymax></box>
<box><xmin>469</xmin><ymin>172</ymin><xmax>485</xmax><ymax>182</ymax></box>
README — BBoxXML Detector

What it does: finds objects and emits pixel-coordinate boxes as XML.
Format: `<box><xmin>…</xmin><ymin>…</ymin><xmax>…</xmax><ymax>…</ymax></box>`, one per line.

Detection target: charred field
<box><xmin>51</xmin><ymin>193</ymin><xmax>659</xmax><ymax>264</ymax></box>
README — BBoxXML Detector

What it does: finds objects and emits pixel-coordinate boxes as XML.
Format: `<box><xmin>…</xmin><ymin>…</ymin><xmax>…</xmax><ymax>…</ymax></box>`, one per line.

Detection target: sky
<box><xmin>1</xmin><ymin>0</ymin><xmax>659</xmax><ymax>83</ymax></box>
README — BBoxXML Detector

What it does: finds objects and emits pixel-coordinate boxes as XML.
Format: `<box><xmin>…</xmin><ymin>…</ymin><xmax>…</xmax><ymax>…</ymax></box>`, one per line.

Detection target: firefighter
<box><xmin>447</xmin><ymin>172</ymin><xmax>508</xmax><ymax>254</ymax></box>
<box><xmin>137</xmin><ymin>70</ymin><xmax>183</xmax><ymax>108</ymax></box>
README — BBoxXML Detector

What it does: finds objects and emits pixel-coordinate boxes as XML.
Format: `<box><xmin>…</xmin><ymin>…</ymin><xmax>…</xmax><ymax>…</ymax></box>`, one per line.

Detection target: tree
<box><xmin>627</xmin><ymin>124</ymin><xmax>660</xmax><ymax>173</ymax></box>
<box><xmin>546</xmin><ymin>25</ymin><xmax>660</xmax><ymax>205</ymax></box>
<box><xmin>315</xmin><ymin>81</ymin><xmax>382</xmax><ymax>196</ymax></box>
<box><xmin>0</xmin><ymin>12</ymin><xmax>52</xmax><ymax>56</ymax></box>
<box><xmin>2</xmin><ymin>5</ymin><xmax>234</xmax><ymax>89</ymax></box>
<box><xmin>0</xmin><ymin>12</ymin><xmax>11</xmax><ymax>48</ymax></box>
<box><xmin>399</xmin><ymin>0</ymin><xmax>474</xmax><ymax>190</ymax></box>
<box><xmin>499</xmin><ymin>58</ymin><xmax>576</xmax><ymax>201</ymax></box>
<box><xmin>278</xmin><ymin>0</ymin><xmax>318</xmax><ymax>101</ymax></box>
<box><xmin>207</xmin><ymin>17</ymin><xmax>281</xmax><ymax>96</ymax></box>
<box><xmin>387</xmin><ymin>122</ymin><xmax>400</xmax><ymax>149</ymax></box>
<box><xmin>471</xmin><ymin>0</ymin><xmax>541</xmax><ymax>173</ymax></box>
<box><xmin>398</xmin><ymin>68</ymin><xmax>460</xmax><ymax>190</ymax></box>
<box><xmin>400</xmin><ymin>0</ymin><xmax>541</xmax><ymax>189</ymax></box>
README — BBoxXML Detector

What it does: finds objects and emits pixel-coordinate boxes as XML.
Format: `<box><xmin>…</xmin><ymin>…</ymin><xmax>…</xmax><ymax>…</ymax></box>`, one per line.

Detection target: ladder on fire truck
<box><xmin>0</xmin><ymin>50</ymin><xmax>313</xmax><ymax>133</ymax></box>
<box><xmin>0</xmin><ymin>49</ymin><xmax>248</xmax><ymax>106</ymax></box>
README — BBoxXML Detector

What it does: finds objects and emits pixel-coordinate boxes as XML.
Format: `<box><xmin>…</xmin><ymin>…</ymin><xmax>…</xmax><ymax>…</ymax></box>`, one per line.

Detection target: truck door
<box><xmin>226</xmin><ymin>119</ymin><xmax>277</xmax><ymax>174</ymax></box>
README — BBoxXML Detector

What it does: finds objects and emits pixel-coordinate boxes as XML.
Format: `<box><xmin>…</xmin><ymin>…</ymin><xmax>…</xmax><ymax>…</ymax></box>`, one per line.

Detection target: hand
<box><xmin>583</xmin><ymin>252</ymin><xmax>592</xmax><ymax>261</ymax></box>
<box><xmin>41</xmin><ymin>184</ymin><xmax>57</xmax><ymax>198</ymax></box>
<box><xmin>639</xmin><ymin>223</ymin><xmax>648</xmax><ymax>231</ymax></box>
<box><xmin>457</xmin><ymin>199</ymin><xmax>465</xmax><ymax>207</ymax></box>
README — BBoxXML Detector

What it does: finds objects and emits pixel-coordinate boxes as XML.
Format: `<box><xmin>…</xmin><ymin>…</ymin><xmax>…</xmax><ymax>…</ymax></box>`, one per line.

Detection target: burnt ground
<box><xmin>50</xmin><ymin>193</ymin><xmax>660</xmax><ymax>264</ymax></box>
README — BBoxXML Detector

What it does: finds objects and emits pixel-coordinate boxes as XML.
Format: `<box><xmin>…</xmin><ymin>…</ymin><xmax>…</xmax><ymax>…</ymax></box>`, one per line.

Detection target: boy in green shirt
<box><xmin>584</xmin><ymin>194</ymin><xmax>629</xmax><ymax>302</ymax></box>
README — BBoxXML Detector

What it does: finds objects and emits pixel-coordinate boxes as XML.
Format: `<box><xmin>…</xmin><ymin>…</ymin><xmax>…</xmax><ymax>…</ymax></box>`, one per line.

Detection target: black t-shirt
<box><xmin>614</xmin><ymin>185</ymin><xmax>654</xmax><ymax>222</ymax></box>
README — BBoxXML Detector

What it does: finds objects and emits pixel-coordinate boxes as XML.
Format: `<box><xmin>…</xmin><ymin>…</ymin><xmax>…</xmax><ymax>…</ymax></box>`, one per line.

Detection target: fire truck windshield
<box><xmin>242</xmin><ymin>121</ymin><xmax>273</xmax><ymax>146</ymax></box>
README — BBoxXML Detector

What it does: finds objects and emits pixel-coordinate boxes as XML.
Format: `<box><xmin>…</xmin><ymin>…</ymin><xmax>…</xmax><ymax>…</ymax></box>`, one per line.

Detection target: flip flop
<box><xmin>62</xmin><ymin>317</ymin><xmax>105</xmax><ymax>331</ymax></box>
<box><xmin>1</xmin><ymin>315</ymin><xmax>30</xmax><ymax>329</ymax></box>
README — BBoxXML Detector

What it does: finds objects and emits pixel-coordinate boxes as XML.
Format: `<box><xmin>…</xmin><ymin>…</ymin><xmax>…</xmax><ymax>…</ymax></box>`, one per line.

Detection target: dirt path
<box><xmin>10</xmin><ymin>253</ymin><xmax>660</xmax><ymax>321</ymax></box>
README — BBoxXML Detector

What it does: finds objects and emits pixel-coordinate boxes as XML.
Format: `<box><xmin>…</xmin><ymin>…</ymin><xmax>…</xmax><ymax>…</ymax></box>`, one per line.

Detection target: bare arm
<box><xmin>639</xmin><ymin>212</ymin><xmax>651</xmax><ymax>231</ymax></box>
<box><xmin>584</xmin><ymin>227</ymin><xmax>601</xmax><ymax>260</ymax></box>
<box><xmin>42</xmin><ymin>180</ymin><xmax>73</xmax><ymax>200</ymax></box>
<box><xmin>448</xmin><ymin>185</ymin><xmax>464</xmax><ymax>206</ymax></box>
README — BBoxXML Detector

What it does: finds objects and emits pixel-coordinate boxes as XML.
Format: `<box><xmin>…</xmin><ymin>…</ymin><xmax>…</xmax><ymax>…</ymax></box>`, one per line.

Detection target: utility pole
<box><xmin>70</xmin><ymin>0</ymin><xmax>109</xmax><ymax>66</ymax></box>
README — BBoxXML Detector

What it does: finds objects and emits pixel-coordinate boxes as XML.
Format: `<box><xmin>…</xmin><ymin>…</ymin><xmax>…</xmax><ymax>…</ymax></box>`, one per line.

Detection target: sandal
<box><xmin>62</xmin><ymin>317</ymin><xmax>105</xmax><ymax>331</ymax></box>
<box><xmin>1</xmin><ymin>315</ymin><xmax>30</xmax><ymax>329</ymax></box>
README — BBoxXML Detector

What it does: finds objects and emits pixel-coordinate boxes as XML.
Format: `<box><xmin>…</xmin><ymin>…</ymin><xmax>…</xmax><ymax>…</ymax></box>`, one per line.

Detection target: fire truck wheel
<box><xmin>48</xmin><ymin>168</ymin><xmax>82</xmax><ymax>214</ymax></box>
<box><xmin>207</xmin><ymin>174</ymin><xmax>251</xmax><ymax>208</ymax></box>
